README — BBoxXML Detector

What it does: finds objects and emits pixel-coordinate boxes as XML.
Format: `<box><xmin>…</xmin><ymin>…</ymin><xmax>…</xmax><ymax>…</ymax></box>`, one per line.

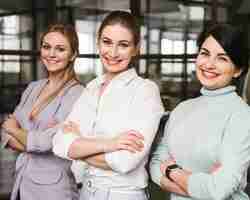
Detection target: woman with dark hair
<box><xmin>53</xmin><ymin>10</ymin><xmax>164</xmax><ymax>200</ymax></box>
<box><xmin>150</xmin><ymin>23</ymin><xmax>250</xmax><ymax>200</ymax></box>
<box><xmin>1</xmin><ymin>23</ymin><xmax>84</xmax><ymax>200</ymax></box>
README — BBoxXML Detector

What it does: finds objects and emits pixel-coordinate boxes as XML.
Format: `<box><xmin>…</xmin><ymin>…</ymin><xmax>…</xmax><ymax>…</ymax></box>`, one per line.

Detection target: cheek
<box><xmin>195</xmin><ymin>56</ymin><xmax>204</xmax><ymax>67</ymax></box>
<box><xmin>40</xmin><ymin>50</ymin><xmax>47</xmax><ymax>58</ymax></box>
<box><xmin>98</xmin><ymin>46</ymin><xmax>108</xmax><ymax>55</ymax></box>
<box><xmin>122</xmin><ymin>50</ymin><xmax>135</xmax><ymax>60</ymax></box>
<box><xmin>60</xmin><ymin>53</ymin><xmax>71</xmax><ymax>61</ymax></box>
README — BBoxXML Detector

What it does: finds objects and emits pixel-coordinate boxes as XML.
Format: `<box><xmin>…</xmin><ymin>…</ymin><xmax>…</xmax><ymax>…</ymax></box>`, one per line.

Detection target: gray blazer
<box><xmin>10</xmin><ymin>79</ymin><xmax>84</xmax><ymax>200</ymax></box>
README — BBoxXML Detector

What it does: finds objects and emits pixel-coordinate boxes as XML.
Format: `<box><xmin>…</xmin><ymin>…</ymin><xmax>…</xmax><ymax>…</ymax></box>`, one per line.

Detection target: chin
<box><xmin>105</xmin><ymin>66</ymin><xmax>128</xmax><ymax>73</ymax></box>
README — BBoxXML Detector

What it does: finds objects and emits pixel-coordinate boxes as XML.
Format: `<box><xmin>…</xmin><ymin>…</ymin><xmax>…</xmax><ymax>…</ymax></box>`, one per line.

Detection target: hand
<box><xmin>103</xmin><ymin>130</ymin><xmax>144</xmax><ymax>153</ymax></box>
<box><xmin>46</xmin><ymin>118</ymin><xmax>58</xmax><ymax>129</ymax></box>
<box><xmin>2</xmin><ymin>114</ymin><xmax>20</xmax><ymax>135</ymax></box>
<box><xmin>160</xmin><ymin>175</ymin><xmax>188</xmax><ymax>196</ymax></box>
<box><xmin>63</xmin><ymin>121</ymin><xmax>81</xmax><ymax>135</ymax></box>
<box><xmin>209</xmin><ymin>161</ymin><xmax>221</xmax><ymax>174</ymax></box>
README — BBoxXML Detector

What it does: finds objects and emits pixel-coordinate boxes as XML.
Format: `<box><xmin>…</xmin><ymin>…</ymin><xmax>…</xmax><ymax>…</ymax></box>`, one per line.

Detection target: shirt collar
<box><xmin>97</xmin><ymin>68</ymin><xmax>138</xmax><ymax>86</ymax></box>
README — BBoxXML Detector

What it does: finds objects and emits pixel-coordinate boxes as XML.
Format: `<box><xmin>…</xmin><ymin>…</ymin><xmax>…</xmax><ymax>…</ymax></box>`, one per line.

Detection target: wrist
<box><xmin>165</xmin><ymin>164</ymin><xmax>182</xmax><ymax>181</ymax></box>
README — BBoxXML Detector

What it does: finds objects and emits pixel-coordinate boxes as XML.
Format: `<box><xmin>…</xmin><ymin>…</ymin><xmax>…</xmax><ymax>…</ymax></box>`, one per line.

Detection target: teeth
<box><xmin>201</xmin><ymin>69</ymin><xmax>218</xmax><ymax>78</ymax></box>
<box><xmin>47</xmin><ymin>60</ymin><xmax>58</xmax><ymax>64</ymax></box>
<box><xmin>107</xmin><ymin>59</ymin><xmax>120</xmax><ymax>65</ymax></box>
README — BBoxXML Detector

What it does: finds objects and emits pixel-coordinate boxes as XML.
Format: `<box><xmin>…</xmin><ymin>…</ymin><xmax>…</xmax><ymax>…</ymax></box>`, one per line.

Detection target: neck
<box><xmin>48</xmin><ymin>71</ymin><xmax>65</xmax><ymax>86</ymax></box>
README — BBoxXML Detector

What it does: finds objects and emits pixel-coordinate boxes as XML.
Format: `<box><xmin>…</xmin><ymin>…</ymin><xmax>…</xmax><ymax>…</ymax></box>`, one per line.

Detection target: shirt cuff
<box><xmin>104</xmin><ymin>151</ymin><xmax>118</xmax><ymax>171</ymax></box>
<box><xmin>53</xmin><ymin>130</ymin><xmax>80</xmax><ymax>160</ymax></box>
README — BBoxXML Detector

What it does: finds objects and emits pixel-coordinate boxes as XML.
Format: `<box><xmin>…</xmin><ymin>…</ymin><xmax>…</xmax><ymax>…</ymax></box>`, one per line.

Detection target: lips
<box><xmin>199</xmin><ymin>68</ymin><xmax>220</xmax><ymax>79</ymax></box>
<box><xmin>45</xmin><ymin>59</ymin><xmax>60</xmax><ymax>64</ymax></box>
<box><xmin>103</xmin><ymin>56</ymin><xmax>122</xmax><ymax>65</ymax></box>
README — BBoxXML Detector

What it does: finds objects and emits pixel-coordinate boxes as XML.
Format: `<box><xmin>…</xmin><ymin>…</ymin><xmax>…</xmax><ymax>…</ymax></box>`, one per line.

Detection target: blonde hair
<box><xmin>30</xmin><ymin>24</ymin><xmax>80</xmax><ymax>120</ymax></box>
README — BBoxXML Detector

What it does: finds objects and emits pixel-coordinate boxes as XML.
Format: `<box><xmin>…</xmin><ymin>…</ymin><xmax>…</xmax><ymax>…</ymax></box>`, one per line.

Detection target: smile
<box><xmin>45</xmin><ymin>59</ymin><xmax>60</xmax><ymax>64</ymax></box>
<box><xmin>103</xmin><ymin>57</ymin><xmax>122</xmax><ymax>65</ymax></box>
<box><xmin>200</xmin><ymin>68</ymin><xmax>220</xmax><ymax>79</ymax></box>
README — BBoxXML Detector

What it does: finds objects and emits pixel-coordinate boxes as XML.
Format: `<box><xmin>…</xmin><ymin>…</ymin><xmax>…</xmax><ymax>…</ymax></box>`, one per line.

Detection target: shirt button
<box><xmin>87</xmin><ymin>180</ymin><xmax>92</xmax><ymax>188</ymax></box>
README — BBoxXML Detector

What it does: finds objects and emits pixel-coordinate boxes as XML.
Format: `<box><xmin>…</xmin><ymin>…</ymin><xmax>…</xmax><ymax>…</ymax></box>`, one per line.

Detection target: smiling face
<box><xmin>98</xmin><ymin>24</ymin><xmax>139</xmax><ymax>79</ymax></box>
<box><xmin>40</xmin><ymin>31</ymin><xmax>74</xmax><ymax>74</ymax></box>
<box><xmin>196</xmin><ymin>36</ymin><xmax>242</xmax><ymax>90</ymax></box>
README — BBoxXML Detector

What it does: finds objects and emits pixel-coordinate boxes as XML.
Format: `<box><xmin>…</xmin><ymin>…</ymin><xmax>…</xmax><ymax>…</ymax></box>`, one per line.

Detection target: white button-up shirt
<box><xmin>53</xmin><ymin>68</ymin><xmax>164</xmax><ymax>190</ymax></box>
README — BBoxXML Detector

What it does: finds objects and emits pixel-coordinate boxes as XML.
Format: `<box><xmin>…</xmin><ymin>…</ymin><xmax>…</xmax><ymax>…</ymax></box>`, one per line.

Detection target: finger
<box><xmin>127</xmin><ymin>131</ymin><xmax>144</xmax><ymax>139</ymax></box>
<box><xmin>68</xmin><ymin>121</ymin><xmax>79</xmax><ymax>128</ymax></box>
<box><xmin>126</xmin><ymin>133</ymin><xmax>144</xmax><ymax>143</ymax></box>
<box><xmin>160</xmin><ymin>163</ymin><xmax>167</xmax><ymax>174</ymax></box>
<box><xmin>8</xmin><ymin>115</ymin><xmax>16</xmax><ymax>120</ymax></box>
<box><xmin>122</xmin><ymin>139</ymin><xmax>143</xmax><ymax>151</ymax></box>
<box><xmin>67</xmin><ymin>122</ymin><xmax>80</xmax><ymax>131</ymax></box>
<box><xmin>125</xmin><ymin>135</ymin><xmax>144</xmax><ymax>148</ymax></box>
<box><xmin>63</xmin><ymin>125</ymin><xmax>73</xmax><ymax>133</ymax></box>
<box><xmin>119</xmin><ymin>144</ymin><xmax>136</xmax><ymax>153</ymax></box>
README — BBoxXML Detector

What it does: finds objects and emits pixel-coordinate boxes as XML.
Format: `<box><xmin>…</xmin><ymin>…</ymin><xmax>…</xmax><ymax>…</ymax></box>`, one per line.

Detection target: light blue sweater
<box><xmin>150</xmin><ymin>86</ymin><xmax>250</xmax><ymax>200</ymax></box>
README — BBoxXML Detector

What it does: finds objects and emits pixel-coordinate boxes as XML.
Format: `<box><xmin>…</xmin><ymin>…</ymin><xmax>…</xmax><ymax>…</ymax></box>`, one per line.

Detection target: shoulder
<box><xmin>21</xmin><ymin>79</ymin><xmax>46</xmax><ymax>96</ymax></box>
<box><xmin>230</xmin><ymin>95</ymin><xmax>250</xmax><ymax>122</ymax></box>
<box><xmin>132</xmin><ymin>77</ymin><xmax>161</xmax><ymax>95</ymax></box>
<box><xmin>65</xmin><ymin>83</ymin><xmax>85</xmax><ymax>94</ymax></box>
<box><xmin>175</xmin><ymin>96</ymin><xmax>198</xmax><ymax>109</ymax></box>
<box><xmin>29</xmin><ymin>79</ymin><xmax>47</xmax><ymax>87</ymax></box>
<box><xmin>170</xmin><ymin>96</ymin><xmax>200</xmax><ymax>117</ymax></box>
<box><xmin>24</xmin><ymin>79</ymin><xmax>48</xmax><ymax>93</ymax></box>
<box><xmin>62</xmin><ymin>82</ymin><xmax>85</xmax><ymax>101</ymax></box>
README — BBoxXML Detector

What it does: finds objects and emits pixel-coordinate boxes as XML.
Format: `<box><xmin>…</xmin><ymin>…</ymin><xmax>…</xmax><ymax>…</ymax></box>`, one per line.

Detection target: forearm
<box><xmin>68</xmin><ymin>137</ymin><xmax>107</xmax><ymax>159</ymax></box>
<box><xmin>83</xmin><ymin>153</ymin><xmax>111</xmax><ymax>170</ymax></box>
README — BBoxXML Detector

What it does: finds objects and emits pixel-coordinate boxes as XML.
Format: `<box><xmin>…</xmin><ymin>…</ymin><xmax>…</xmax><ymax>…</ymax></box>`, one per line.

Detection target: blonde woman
<box><xmin>1</xmin><ymin>24</ymin><xmax>83</xmax><ymax>200</ymax></box>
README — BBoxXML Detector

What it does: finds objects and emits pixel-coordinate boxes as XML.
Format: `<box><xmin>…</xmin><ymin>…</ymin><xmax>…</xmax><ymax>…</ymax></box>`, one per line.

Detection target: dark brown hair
<box><xmin>197</xmin><ymin>23</ymin><xmax>248</xmax><ymax>75</ymax></box>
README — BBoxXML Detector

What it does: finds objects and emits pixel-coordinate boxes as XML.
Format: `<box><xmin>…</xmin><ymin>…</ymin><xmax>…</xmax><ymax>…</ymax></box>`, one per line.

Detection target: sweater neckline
<box><xmin>201</xmin><ymin>85</ymin><xmax>236</xmax><ymax>96</ymax></box>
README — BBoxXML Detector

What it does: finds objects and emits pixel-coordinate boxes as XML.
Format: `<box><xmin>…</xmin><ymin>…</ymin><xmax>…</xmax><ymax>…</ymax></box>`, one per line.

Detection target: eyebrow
<box><xmin>200</xmin><ymin>47</ymin><xmax>228</xmax><ymax>57</ymax></box>
<box><xmin>42</xmin><ymin>41</ymin><xmax>66</xmax><ymax>47</ymax></box>
<box><xmin>101</xmin><ymin>36</ymin><xmax>132</xmax><ymax>44</ymax></box>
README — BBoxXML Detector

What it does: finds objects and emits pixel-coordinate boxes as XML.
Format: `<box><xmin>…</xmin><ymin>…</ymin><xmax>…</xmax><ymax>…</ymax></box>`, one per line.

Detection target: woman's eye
<box><xmin>119</xmin><ymin>43</ymin><xmax>129</xmax><ymax>48</ymax></box>
<box><xmin>218</xmin><ymin>56</ymin><xmax>228</xmax><ymax>62</ymax></box>
<box><xmin>199</xmin><ymin>51</ymin><xmax>208</xmax><ymax>56</ymax></box>
<box><xmin>42</xmin><ymin>45</ymin><xmax>50</xmax><ymax>50</ymax></box>
<box><xmin>56</xmin><ymin>47</ymin><xmax>65</xmax><ymax>52</ymax></box>
<box><xmin>102</xmin><ymin>39</ymin><xmax>112</xmax><ymax>45</ymax></box>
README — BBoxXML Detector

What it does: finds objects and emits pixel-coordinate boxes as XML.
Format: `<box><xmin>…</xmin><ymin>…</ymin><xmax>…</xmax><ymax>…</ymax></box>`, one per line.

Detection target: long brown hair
<box><xmin>97</xmin><ymin>10</ymin><xmax>140</xmax><ymax>67</ymax></box>
<box><xmin>30</xmin><ymin>23</ymin><xmax>80</xmax><ymax>120</ymax></box>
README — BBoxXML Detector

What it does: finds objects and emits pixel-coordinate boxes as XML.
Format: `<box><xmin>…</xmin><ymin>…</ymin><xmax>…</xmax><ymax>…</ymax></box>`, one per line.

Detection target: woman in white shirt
<box><xmin>53</xmin><ymin>10</ymin><xmax>164</xmax><ymax>200</ymax></box>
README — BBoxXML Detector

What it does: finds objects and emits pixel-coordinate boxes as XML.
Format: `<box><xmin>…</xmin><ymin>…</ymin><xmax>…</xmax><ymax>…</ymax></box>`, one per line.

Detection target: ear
<box><xmin>233</xmin><ymin>68</ymin><xmax>242</xmax><ymax>78</ymax></box>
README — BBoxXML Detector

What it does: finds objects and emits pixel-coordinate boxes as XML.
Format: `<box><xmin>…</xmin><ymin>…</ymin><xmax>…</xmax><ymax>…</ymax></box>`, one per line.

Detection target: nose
<box><xmin>49</xmin><ymin>48</ymin><xmax>56</xmax><ymax>57</ymax></box>
<box><xmin>205</xmin><ymin>57</ymin><xmax>216</xmax><ymax>69</ymax></box>
<box><xmin>109</xmin><ymin>45</ymin><xmax>119</xmax><ymax>58</ymax></box>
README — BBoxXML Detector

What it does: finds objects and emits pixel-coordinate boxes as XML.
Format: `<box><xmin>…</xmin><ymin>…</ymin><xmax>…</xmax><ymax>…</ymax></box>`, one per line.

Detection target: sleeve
<box><xmin>1</xmin><ymin>130</ymin><xmax>11</xmax><ymax>149</ymax></box>
<box><xmin>1</xmin><ymin>82</ymin><xmax>34</xmax><ymax>148</ymax></box>
<box><xmin>52</xmin><ymin>88</ymin><xmax>90</xmax><ymax>159</ymax></box>
<box><xmin>188</xmin><ymin>111</ymin><xmax>250</xmax><ymax>200</ymax></box>
<box><xmin>105</xmin><ymin>81</ymin><xmax>165</xmax><ymax>174</ymax></box>
<box><xmin>149</xmin><ymin>119</ymin><xmax>171</xmax><ymax>185</ymax></box>
<box><xmin>26</xmin><ymin>85</ymin><xmax>83</xmax><ymax>153</ymax></box>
